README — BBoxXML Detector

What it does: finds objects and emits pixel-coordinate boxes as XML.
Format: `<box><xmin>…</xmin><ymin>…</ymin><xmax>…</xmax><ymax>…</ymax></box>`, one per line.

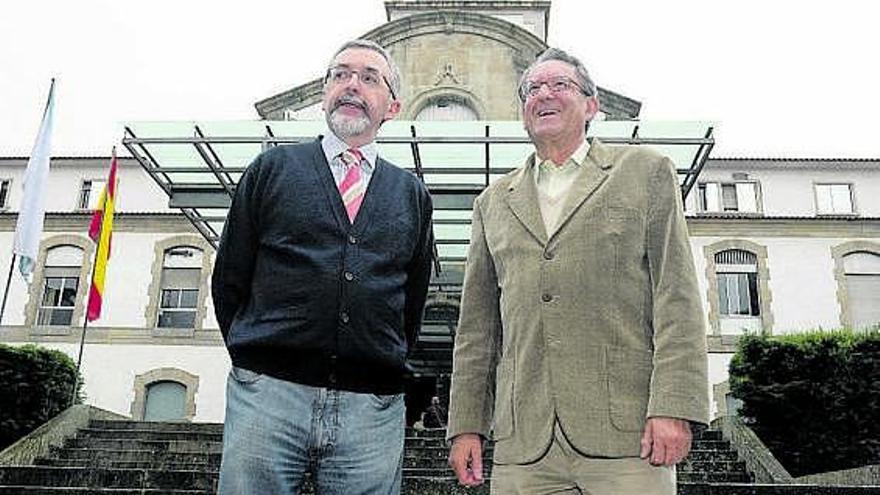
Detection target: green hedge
<box><xmin>0</xmin><ymin>344</ymin><xmax>83</xmax><ymax>451</ymax></box>
<box><xmin>729</xmin><ymin>330</ymin><xmax>880</xmax><ymax>476</ymax></box>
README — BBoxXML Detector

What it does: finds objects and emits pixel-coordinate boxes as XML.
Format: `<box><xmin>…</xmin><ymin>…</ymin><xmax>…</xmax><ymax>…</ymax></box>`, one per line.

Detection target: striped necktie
<box><xmin>338</xmin><ymin>148</ymin><xmax>366</xmax><ymax>222</ymax></box>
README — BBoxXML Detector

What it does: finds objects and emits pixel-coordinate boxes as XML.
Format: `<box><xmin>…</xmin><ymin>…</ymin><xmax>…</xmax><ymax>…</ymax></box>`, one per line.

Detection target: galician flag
<box><xmin>86</xmin><ymin>149</ymin><xmax>119</xmax><ymax>322</ymax></box>
<box><xmin>13</xmin><ymin>79</ymin><xmax>56</xmax><ymax>282</ymax></box>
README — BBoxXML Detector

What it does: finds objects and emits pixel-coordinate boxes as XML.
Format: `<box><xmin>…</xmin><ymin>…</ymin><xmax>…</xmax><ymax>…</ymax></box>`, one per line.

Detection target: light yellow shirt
<box><xmin>533</xmin><ymin>140</ymin><xmax>591</xmax><ymax>233</ymax></box>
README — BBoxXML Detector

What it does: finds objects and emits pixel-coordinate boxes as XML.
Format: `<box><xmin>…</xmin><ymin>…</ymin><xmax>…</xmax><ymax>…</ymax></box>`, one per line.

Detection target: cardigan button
<box><xmin>340</xmin><ymin>312</ymin><xmax>350</xmax><ymax>324</ymax></box>
<box><xmin>543</xmin><ymin>251</ymin><xmax>555</xmax><ymax>260</ymax></box>
<box><xmin>541</xmin><ymin>293</ymin><xmax>553</xmax><ymax>303</ymax></box>
<box><xmin>344</xmin><ymin>271</ymin><xmax>355</xmax><ymax>282</ymax></box>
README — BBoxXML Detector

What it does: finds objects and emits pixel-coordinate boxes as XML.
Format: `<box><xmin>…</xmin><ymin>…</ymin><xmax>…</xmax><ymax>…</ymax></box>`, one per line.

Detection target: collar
<box><xmin>536</xmin><ymin>139</ymin><xmax>590</xmax><ymax>169</ymax></box>
<box><xmin>321</xmin><ymin>131</ymin><xmax>378</xmax><ymax>169</ymax></box>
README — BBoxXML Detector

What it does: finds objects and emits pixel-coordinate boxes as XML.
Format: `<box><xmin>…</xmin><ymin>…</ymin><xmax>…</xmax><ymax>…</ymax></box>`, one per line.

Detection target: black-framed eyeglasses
<box><xmin>326</xmin><ymin>65</ymin><xmax>397</xmax><ymax>100</ymax></box>
<box><xmin>519</xmin><ymin>76</ymin><xmax>590</xmax><ymax>101</ymax></box>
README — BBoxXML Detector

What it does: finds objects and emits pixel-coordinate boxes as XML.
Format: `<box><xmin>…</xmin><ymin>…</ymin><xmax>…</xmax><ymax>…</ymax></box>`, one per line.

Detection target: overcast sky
<box><xmin>1</xmin><ymin>0</ymin><xmax>877</xmax><ymax>158</ymax></box>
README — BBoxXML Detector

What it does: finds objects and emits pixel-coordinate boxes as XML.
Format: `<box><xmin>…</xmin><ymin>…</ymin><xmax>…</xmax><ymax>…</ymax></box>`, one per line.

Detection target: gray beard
<box><xmin>327</xmin><ymin>109</ymin><xmax>370</xmax><ymax>139</ymax></box>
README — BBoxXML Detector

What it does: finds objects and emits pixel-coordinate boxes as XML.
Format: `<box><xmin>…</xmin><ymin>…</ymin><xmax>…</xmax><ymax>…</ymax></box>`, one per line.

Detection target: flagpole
<box><xmin>70</xmin><ymin>147</ymin><xmax>115</xmax><ymax>408</ymax></box>
<box><xmin>70</xmin><ymin>209</ymin><xmax>103</xmax><ymax>407</ymax></box>
<box><xmin>0</xmin><ymin>254</ymin><xmax>15</xmax><ymax>326</ymax></box>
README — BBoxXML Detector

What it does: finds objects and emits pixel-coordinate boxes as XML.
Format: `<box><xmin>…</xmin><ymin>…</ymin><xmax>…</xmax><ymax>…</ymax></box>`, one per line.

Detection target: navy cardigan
<box><xmin>211</xmin><ymin>139</ymin><xmax>433</xmax><ymax>394</ymax></box>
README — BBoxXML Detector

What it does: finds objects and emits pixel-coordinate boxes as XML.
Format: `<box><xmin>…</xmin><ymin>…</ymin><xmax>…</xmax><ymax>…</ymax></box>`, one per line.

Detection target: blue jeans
<box><xmin>218</xmin><ymin>366</ymin><xmax>405</xmax><ymax>495</ymax></box>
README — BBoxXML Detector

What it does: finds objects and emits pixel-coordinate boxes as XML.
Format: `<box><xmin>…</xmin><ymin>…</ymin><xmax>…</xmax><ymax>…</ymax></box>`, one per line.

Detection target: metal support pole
<box><xmin>0</xmin><ymin>255</ymin><xmax>16</xmax><ymax>327</ymax></box>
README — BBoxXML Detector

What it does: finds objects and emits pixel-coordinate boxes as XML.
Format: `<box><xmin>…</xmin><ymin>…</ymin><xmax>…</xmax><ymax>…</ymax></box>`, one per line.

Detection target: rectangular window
<box><xmin>815</xmin><ymin>184</ymin><xmax>853</xmax><ymax>214</ymax></box>
<box><xmin>158</xmin><ymin>289</ymin><xmax>198</xmax><ymax>328</ymax></box>
<box><xmin>717</xmin><ymin>272</ymin><xmax>760</xmax><ymax>316</ymax></box>
<box><xmin>0</xmin><ymin>179</ymin><xmax>10</xmax><ymax>209</ymax></box>
<box><xmin>157</xmin><ymin>266</ymin><xmax>200</xmax><ymax>328</ymax></box>
<box><xmin>37</xmin><ymin>276</ymin><xmax>79</xmax><ymax>326</ymax></box>
<box><xmin>78</xmin><ymin>179</ymin><xmax>106</xmax><ymax>210</ymax></box>
<box><xmin>698</xmin><ymin>181</ymin><xmax>758</xmax><ymax>213</ymax></box>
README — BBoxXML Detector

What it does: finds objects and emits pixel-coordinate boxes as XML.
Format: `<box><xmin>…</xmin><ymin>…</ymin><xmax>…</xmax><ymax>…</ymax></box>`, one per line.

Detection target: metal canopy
<box><xmin>122</xmin><ymin>120</ymin><xmax>715</xmax><ymax>286</ymax></box>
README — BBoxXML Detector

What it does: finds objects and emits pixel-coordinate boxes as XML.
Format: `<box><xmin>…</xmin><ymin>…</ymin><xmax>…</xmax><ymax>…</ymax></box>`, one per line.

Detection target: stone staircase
<box><xmin>401</xmin><ymin>426</ymin><xmax>753</xmax><ymax>494</ymax></box>
<box><xmin>0</xmin><ymin>419</ymin><xmax>876</xmax><ymax>494</ymax></box>
<box><xmin>0</xmin><ymin>420</ymin><xmax>221</xmax><ymax>494</ymax></box>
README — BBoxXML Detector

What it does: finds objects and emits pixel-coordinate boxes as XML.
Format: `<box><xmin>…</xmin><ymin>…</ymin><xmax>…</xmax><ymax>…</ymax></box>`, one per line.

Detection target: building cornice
<box><xmin>0</xmin><ymin>212</ymin><xmax>198</xmax><ymax>234</ymax></box>
<box><xmin>687</xmin><ymin>215</ymin><xmax>880</xmax><ymax>237</ymax></box>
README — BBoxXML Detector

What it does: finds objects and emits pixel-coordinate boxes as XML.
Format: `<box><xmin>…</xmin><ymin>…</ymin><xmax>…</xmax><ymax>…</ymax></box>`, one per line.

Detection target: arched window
<box><xmin>415</xmin><ymin>95</ymin><xmax>478</xmax><ymax>121</ymax></box>
<box><xmin>715</xmin><ymin>249</ymin><xmax>760</xmax><ymax>318</ymax></box>
<box><xmin>842</xmin><ymin>251</ymin><xmax>880</xmax><ymax>329</ymax></box>
<box><xmin>157</xmin><ymin>246</ymin><xmax>203</xmax><ymax>328</ymax></box>
<box><xmin>37</xmin><ymin>245</ymin><xmax>84</xmax><ymax>326</ymax></box>
<box><xmin>143</xmin><ymin>380</ymin><xmax>187</xmax><ymax>422</ymax></box>
<box><xmin>131</xmin><ymin>368</ymin><xmax>199</xmax><ymax>421</ymax></box>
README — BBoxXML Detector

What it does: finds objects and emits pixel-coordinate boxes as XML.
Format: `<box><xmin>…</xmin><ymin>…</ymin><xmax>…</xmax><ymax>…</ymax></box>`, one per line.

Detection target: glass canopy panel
<box><xmin>123</xmin><ymin>119</ymin><xmax>714</xmax><ymax>259</ymax></box>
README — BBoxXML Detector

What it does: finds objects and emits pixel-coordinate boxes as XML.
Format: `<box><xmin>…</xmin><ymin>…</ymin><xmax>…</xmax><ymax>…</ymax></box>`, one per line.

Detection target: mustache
<box><xmin>332</xmin><ymin>94</ymin><xmax>369</xmax><ymax>113</ymax></box>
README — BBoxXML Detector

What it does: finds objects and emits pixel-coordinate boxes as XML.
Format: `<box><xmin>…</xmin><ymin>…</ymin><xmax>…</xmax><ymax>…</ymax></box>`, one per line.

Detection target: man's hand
<box><xmin>448</xmin><ymin>433</ymin><xmax>484</xmax><ymax>486</ymax></box>
<box><xmin>639</xmin><ymin>417</ymin><xmax>692</xmax><ymax>466</ymax></box>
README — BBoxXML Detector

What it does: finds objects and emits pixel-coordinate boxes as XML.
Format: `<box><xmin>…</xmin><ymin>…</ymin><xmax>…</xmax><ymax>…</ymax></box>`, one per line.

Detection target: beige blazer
<box><xmin>447</xmin><ymin>139</ymin><xmax>709</xmax><ymax>463</ymax></box>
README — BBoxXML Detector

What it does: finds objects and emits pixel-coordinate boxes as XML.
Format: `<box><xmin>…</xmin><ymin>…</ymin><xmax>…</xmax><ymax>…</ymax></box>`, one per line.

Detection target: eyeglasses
<box><xmin>519</xmin><ymin>76</ymin><xmax>590</xmax><ymax>101</ymax></box>
<box><xmin>326</xmin><ymin>65</ymin><xmax>397</xmax><ymax>100</ymax></box>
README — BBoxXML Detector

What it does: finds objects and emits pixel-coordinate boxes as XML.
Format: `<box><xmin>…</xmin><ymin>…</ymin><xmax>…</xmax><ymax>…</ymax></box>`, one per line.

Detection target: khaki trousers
<box><xmin>490</xmin><ymin>421</ymin><xmax>675</xmax><ymax>495</ymax></box>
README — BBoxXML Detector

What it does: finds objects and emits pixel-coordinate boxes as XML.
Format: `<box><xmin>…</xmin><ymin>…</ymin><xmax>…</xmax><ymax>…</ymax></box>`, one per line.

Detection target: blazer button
<box><xmin>340</xmin><ymin>312</ymin><xmax>350</xmax><ymax>324</ymax></box>
<box><xmin>344</xmin><ymin>271</ymin><xmax>355</xmax><ymax>281</ymax></box>
<box><xmin>541</xmin><ymin>293</ymin><xmax>553</xmax><ymax>302</ymax></box>
<box><xmin>348</xmin><ymin>235</ymin><xmax>358</xmax><ymax>244</ymax></box>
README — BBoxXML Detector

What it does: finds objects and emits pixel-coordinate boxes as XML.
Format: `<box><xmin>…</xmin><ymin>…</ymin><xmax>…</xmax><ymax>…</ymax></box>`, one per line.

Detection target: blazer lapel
<box><xmin>548</xmin><ymin>138</ymin><xmax>614</xmax><ymax>239</ymax></box>
<box><xmin>505</xmin><ymin>155</ymin><xmax>549</xmax><ymax>246</ymax></box>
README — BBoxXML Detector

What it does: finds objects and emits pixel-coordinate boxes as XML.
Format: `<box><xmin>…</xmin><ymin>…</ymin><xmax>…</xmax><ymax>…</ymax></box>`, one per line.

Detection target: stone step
<box><xmin>404</xmin><ymin>428</ymin><xmax>448</xmax><ymax>438</ymax></box>
<box><xmin>64</xmin><ymin>437</ymin><xmax>223</xmax><ymax>454</ymax></box>
<box><xmin>399</xmin><ymin>457</ymin><xmax>749</xmax><ymax>476</ymax></box>
<box><xmin>0</xmin><ymin>487</ymin><xmax>210</xmax><ymax>494</ymax></box>
<box><xmin>402</xmin><ymin>467</ymin><xmax>490</xmax><ymax>478</ymax></box>
<box><xmin>402</xmin><ymin>477</ymin><xmax>491</xmax><ymax>495</ymax></box>
<box><xmin>89</xmin><ymin>421</ymin><xmax>223</xmax><ymax>435</ymax></box>
<box><xmin>45</xmin><ymin>448</ymin><xmax>221</xmax><ymax>466</ymax></box>
<box><xmin>689</xmin><ymin>440</ymin><xmax>731</xmax><ymax>451</ymax></box>
<box><xmin>679</xmin><ymin>483</ymin><xmax>880</xmax><ymax>494</ymax></box>
<box><xmin>0</xmin><ymin>466</ymin><xmax>216</xmax><ymax>490</ymax></box>
<box><xmin>678</xmin><ymin>471</ymin><xmax>753</xmax><ymax>483</ymax></box>
<box><xmin>679</xmin><ymin>460</ymin><xmax>748</xmax><ymax>474</ymax></box>
<box><xmin>399</xmin><ymin>468</ymin><xmax>750</xmax><ymax>483</ymax></box>
<box><xmin>35</xmin><ymin>458</ymin><xmax>216</xmax><ymax>471</ymax></box>
<box><xmin>399</xmin><ymin>446</ymin><xmax>738</xmax><ymax>460</ymax></box>
<box><xmin>403</xmin><ymin>427</ymin><xmax>725</xmax><ymax>441</ymax></box>
<box><xmin>686</xmin><ymin>449</ymin><xmax>739</xmax><ymax>462</ymax></box>
<box><xmin>77</xmin><ymin>428</ymin><xmax>223</xmax><ymax>443</ymax></box>
<box><xmin>404</xmin><ymin>437</ymin><xmax>728</xmax><ymax>452</ymax></box>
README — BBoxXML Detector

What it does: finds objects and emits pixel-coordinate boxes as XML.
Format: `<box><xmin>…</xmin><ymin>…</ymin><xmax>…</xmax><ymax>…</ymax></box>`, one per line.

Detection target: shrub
<box><xmin>729</xmin><ymin>329</ymin><xmax>880</xmax><ymax>476</ymax></box>
<box><xmin>0</xmin><ymin>344</ymin><xmax>83</xmax><ymax>450</ymax></box>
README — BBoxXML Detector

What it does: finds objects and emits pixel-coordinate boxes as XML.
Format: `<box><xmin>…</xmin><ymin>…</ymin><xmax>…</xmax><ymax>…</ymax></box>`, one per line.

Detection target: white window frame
<box><xmin>814</xmin><ymin>183</ymin><xmax>855</xmax><ymax>215</ymax></box>
<box><xmin>697</xmin><ymin>181</ymin><xmax>760</xmax><ymax>214</ymax></box>
<box><xmin>157</xmin><ymin>286</ymin><xmax>199</xmax><ymax>328</ymax></box>
<box><xmin>716</xmin><ymin>268</ymin><xmax>760</xmax><ymax>317</ymax></box>
<box><xmin>0</xmin><ymin>178</ymin><xmax>11</xmax><ymax>210</ymax></box>
<box><xmin>78</xmin><ymin>178</ymin><xmax>107</xmax><ymax>210</ymax></box>
<box><xmin>155</xmin><ymin>247</ymin><xmax>203</xmax><ymax>329</ymax></box>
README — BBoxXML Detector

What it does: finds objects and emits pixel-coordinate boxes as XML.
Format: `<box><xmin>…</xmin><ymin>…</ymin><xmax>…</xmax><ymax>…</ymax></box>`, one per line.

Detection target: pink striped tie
<box><xmin>338</xmin><ymin>148</ymin><xmax>366</xmax><ymax>222</ymax></box>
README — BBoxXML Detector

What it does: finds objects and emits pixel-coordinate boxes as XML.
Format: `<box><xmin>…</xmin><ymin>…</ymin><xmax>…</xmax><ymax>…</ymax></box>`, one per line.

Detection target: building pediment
<box><xmin>254</xmin><ymin>10</ymin><xmax>640</xmax><ymax>121</ymax></box>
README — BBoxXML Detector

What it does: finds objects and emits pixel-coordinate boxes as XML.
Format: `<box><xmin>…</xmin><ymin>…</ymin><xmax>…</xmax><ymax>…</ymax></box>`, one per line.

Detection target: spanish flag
<box><xmin>86</xmin><ymin>149</ymin><xmax>118</xmax><ymax>322</ymax></box>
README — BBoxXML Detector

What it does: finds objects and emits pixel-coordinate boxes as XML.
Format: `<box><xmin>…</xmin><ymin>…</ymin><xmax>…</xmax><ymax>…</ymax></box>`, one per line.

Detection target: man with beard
<box><xmin>212</xmin><ymin>39</ymin><xmax>433</xmax><ymax>495</ymax></box>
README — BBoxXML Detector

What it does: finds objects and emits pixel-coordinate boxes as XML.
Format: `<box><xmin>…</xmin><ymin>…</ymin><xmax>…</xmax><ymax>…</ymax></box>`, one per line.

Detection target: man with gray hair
<box><xmin>447</xmin><ymin>47</ymin><xmax>709</xmax><ymax>494</ymax></box>
<box><xmin>213</xmin><ymin>39</ymin><xmax>433</xmax><ymax>494</ymax></box>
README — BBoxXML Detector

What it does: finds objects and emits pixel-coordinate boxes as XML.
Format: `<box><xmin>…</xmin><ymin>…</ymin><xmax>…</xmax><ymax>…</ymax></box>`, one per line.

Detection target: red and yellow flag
<box><xmin>86</xmin><ymin>150</ymin><xmax>118</xmax><ymax>322</ymax></box>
